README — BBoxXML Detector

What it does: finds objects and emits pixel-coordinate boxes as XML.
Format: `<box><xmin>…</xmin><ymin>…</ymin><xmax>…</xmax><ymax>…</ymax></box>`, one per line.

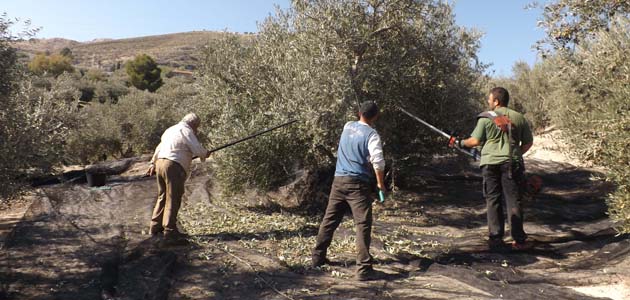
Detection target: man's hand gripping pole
<box><xmin>397</xmin><ymin>106</ymin><xmax>480</xmax><ymax>161</ymax></box>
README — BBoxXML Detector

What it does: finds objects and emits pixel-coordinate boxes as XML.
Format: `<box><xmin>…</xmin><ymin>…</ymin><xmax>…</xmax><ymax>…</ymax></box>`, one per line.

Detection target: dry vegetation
<box><xmin>13</xmin><ymin>31</ymin><xmax>238</xmax><ymax>69</ymax></box>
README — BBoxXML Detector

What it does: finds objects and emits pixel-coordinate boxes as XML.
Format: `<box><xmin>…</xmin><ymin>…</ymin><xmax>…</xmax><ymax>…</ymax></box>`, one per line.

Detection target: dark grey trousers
<box><xmin>312</xmin><ymin>176</ymin><xmax>373</xmax><ymax>274</ymax></box>
<box><xmin>482</xmin><ymin>162</ymin><xmax>527</xmax><ymax>243</ymax></box>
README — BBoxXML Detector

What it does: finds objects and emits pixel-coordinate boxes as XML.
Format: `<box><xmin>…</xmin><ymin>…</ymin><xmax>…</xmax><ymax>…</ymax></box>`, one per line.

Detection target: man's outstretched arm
<box><xmin>462</xmin><ymin>137</ymin><xmax>481</xmax><ymax>148</ymax></box>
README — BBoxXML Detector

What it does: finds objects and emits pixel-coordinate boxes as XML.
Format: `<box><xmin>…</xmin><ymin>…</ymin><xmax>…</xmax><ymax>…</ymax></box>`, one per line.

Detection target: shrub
<box><xmin>496</xmin><ymin>3</ymin><xmax>630</xmax><ymax>233</ymax></box>
<box><xmin>476</xmin><ymin>1</ymin><xmax>630</xmax><ymax>233</ymax></box>
<box><xmin>75</xmin><ymin>78</ymin><xmax>96</xmax><ymax>102</ymax></box>
<box><xmin>94</xmin><ymin>80</ymin><xmax>129</xmax><ymax>104</ymax></box>
<box><xmin>28</xmin><ymin>53</ymin><xmax>74</xmax><ymax>77</ymax></box>
<box><xmin>85</xmin><ymin>68</ymin><xmax>106</xmax><ymax>82</ymax></box>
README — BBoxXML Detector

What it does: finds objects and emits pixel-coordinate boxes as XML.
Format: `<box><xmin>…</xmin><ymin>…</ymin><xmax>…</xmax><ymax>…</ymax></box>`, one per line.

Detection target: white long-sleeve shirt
<box><xmin>358</xmin><ymin>121</ymin><xmax>385</xmax><ymax>171</ymax></box>
<box><xmin>151</xmin><ymin>122</ymin><xmax>208</xmax><ymax>176</ymax></box>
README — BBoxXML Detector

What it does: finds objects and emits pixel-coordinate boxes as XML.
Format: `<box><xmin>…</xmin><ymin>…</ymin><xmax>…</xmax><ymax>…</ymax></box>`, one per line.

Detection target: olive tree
<box><xmin>196</xmin><ymin>0</ymin><xmax>485</xmax><ymax>196</ymax></box>
<box><xmin>535</xmin><ymin>0</ymin><xmax>630</xmax><ymax>233</ymax></box>
<box><xmin>486</xmin><ymin>61</ymin><xmax>559</xmax><ymax>131</ymax></box>
<box><xmin>553</xmin><ymin>19</ymin><xmax>630</xmax><ymax>233</ymax></box>
<box><xmin>535</xmin><ymin>0</ymin><xmax>630</xmax><ymax>53</ymax></box>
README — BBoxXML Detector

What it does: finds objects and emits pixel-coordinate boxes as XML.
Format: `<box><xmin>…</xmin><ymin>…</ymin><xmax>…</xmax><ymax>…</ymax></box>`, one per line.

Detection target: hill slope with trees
<box><xmin>13</xmin><ymin>31</ymin><xmax>234</xmax><ymax>70</ymax></box>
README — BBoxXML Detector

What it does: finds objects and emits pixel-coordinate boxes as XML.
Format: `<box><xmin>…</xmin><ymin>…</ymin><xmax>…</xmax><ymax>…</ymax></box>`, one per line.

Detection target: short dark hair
<box><xmin>490</xmin><ymin>87</ymin><xmax>510</xmax><ymax>107</ymax></box>
<box><xmin>359</xmin><ymin>101</ymin><xmax>379</xmax><ymax>119</ymax></box>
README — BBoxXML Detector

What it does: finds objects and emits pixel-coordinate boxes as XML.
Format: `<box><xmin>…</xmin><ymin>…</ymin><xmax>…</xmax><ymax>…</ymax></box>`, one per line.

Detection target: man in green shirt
<box><xmin>455</xmin><ymin>87</ymin><xmax>534</xmax><ymax>250</ymax></box>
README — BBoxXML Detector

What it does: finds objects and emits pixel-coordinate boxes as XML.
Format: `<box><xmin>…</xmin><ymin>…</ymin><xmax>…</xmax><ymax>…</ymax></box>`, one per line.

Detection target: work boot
<box><xmin>356</xmin><ymin>268</ymin><xmax>388</xmax><ymax>281</ymax></box>
<box><xmin>311</xmin><ymin>257</ymin><xmax>332</xmax><ymax>268</ymax></box>
<box><xmin>162</xmin><ymin>230</ymin><xmax>191</xmax><ymax>246</ymax></box>
<box><xmin>149</xmin><ymin>226</ymin><xmax>163</xmax><ymax>236</ymax></box>
<box><xmin>487</xmin><ymin>238</ymin><xmax>506</xmax><ymax>250</ymax></box>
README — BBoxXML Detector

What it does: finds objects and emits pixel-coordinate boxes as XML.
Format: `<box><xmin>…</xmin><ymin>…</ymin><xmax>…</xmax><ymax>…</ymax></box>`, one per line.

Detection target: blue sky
<box><xmin>3</xmin><ymin>0</ymin><xmax>544</xmax><ymax>76</ymax></box>
<box><xmin>453</xmin><ymin>1</ymin><xmax>544</xmax><ymax>77</ymax></box>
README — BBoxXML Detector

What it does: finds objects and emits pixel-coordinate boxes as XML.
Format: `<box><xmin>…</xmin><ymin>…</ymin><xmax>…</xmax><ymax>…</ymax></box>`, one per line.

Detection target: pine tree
<box><xmin>125</xmin><ymin>54</ymin><xmax>163</xmax><ymax>92</ymax></box>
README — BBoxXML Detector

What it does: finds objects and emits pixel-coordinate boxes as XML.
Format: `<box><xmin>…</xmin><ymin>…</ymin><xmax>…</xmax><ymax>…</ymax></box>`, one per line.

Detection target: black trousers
<box><xmin>482</xmin><ymin>162</ymin><xmax>527</xmax><ymax>243</ymax></box>
<box><xmin>312</xmin><ymin>176</ymin><xmax>373</xmax><ymax>274</ymax></box>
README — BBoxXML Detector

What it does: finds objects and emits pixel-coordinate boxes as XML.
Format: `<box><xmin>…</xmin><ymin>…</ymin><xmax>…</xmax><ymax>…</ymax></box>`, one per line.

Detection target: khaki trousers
<box><xmin>312</xmin><ymin>176</ymin><xmax>374</xmax><ymax>274</ymax></box>
<box><xmin>150</xmin><ymin>159</ymin><xmax>186</xmax><ymax>234</ymax></box>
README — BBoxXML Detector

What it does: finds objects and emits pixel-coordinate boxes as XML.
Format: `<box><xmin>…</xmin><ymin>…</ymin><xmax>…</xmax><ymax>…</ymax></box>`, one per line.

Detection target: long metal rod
<box><xmin>398</xmin><ymin>107</ymin><xmax>451</xmax><ymax>139</ymax></box>
<box><xmin>397</xmin><ymin>106</ymin><xmax>480</xmax><ymax>160</ymax></box>
<box><xmin>207</xmin><ymin>119</ymin><xmax>298</xmax><ymax>154</ymax></box>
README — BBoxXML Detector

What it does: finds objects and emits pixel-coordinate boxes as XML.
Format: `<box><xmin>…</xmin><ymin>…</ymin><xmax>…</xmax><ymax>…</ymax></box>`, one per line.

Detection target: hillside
<box><xmin>13</xmin><ymin>31</ymin><xmax>244</xmax><ymax>70</ymax></box>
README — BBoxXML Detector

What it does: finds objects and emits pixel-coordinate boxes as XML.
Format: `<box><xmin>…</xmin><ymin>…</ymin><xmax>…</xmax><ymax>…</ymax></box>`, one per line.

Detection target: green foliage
<box><xmin>0</xmin><ymin>16</ymin><xmax>23</xmax><ymax>197</ymax></box>
<box><xmin>63</xmin><ymin>83</ymin><xmax>196</xmax><ymax>164</ymax></box>
<box><xmin>487</xmin><ymin>61</ymin><xmax>557</xmax><ymax>131</ymax></box>
<box><xmin>197</xmin><ymin>0</ymin><xmax>485</xmax><ymax>192</ymax></box>
<box><xmin>73</xmin><ymin>68</ymin><xmax>130</xmax><ymax>103</ymax></box>
<box><xmin>1</xmin><ymin>15</ymin><xmax>76</xmax><ymax>198</ymax></box>
<box><xmin>536</xmin><ymin>0</ymin><xmax>630</xmax><ymax>53</ymax></box>
<box><xmin>1</xmin><ymin>63</ymin><xmax>77</xmax><ymax>199</ymax></box>
<box><xmin>93</xmin><ymin>80</ymin><xmax>129</xmax><ymax>104</ymax></box>
<box><xmin>493</xmin><ymin>1</ymin><xmax>630</xmax><ymax>233</ymax></box>
<box><xmin>512</xmin><ymin>15</ymin><xmax>630</xmax><ymax>233</ymax></box>
<box><xmin>27</xmin><ymin>53</ymin><xmax>48</xmax><ymax>75</ymax></box>
<box><xmin>28</xmin><ymin>53</ymin><xmax>74</xmax><ymax>77</ymax></box>
<box><xmin>552</xmin><ymin>18</ymin><xmax>630</xmax><ymax>233</ymax></box>
<box><xmin>0</xmin><ymin>17</ymin><xmax>20</xmax><ymax>97</ymax></box>
<box><xmin>125</xmin><ymin>54</ymin><xmax>163</xmax><ymax>92</ymax></box>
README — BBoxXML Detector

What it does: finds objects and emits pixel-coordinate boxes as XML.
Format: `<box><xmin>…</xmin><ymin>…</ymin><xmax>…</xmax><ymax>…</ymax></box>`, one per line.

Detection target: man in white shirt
<box><xmin>146</xmin><ymin>113</ymin><xmax>210</xmax><ymax>238</ymax></box>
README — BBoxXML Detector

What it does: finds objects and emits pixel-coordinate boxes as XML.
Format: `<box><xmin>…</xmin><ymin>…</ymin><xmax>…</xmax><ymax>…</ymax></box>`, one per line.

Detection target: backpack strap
<box><xmin>477</xmin><ymin>111</ymin><xmax>502</xmax><ymax>120</ymax></box>
<box><xmin>477</xmin><ymin>110</ymin><xmax>517</xmax><ymax>178</ymax></box>
<box><xmin>477</xmin><ymin>111</ymin><xmax>511</xmax><ymax>133</ymax></box>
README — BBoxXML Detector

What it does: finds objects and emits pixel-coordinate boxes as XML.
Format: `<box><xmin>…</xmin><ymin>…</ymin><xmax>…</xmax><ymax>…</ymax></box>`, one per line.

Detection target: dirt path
<box><xmin>0</xmin><ymin>130</ymin><xmax>628</xmax><ymax>299</ymax></box>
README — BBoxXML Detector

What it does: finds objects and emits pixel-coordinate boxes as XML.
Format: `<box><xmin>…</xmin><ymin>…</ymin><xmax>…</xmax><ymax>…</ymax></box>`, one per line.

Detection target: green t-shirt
<box><xmin>470</xmin><ymin>107</ymin><xmax>533</xmax><ymax>166</ymax></box>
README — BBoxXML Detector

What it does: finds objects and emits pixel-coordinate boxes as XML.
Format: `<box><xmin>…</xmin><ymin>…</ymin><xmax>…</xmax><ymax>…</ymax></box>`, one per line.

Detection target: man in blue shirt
<box><xmin>312</xmin><ymin>101</ymin><xmax>386</xmax><ymax>281</ymax></box>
